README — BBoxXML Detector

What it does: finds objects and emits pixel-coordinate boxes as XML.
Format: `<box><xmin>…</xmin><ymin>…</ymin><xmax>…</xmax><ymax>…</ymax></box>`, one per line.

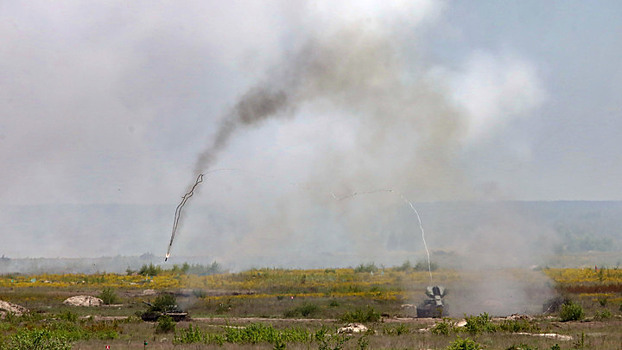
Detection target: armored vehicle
<box><xmin>141</xmin><ymin>301</ymin><xmax>188</xmax><ymax>322</ymax></box>
<box><xmin>416</xmin><ymin>285</ymin><xmax>447</xmax><ymax>317</ymax></box>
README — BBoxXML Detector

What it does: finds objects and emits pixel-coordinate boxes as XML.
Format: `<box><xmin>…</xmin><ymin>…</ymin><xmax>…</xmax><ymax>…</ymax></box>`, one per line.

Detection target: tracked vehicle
<box><xmin>141</xmin><ymin>301</ymin><xmax>188</xmax><ymax>322</ymax></box>
<box><xmin>416</xmin><ymin>285</ymin><xmax>447</xmax><ymax>317</ymax></box>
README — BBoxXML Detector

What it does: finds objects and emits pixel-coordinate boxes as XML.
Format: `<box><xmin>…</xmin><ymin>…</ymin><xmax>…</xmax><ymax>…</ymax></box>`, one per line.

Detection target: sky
<box><xmin>1</xmin><ymin>1</ymin><xmax>621</xmax><ymax>260</ymax></box>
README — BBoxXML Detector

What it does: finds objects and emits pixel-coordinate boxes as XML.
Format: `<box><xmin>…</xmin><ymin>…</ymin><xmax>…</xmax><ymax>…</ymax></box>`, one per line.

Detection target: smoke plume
<box><xmin>171</xmin><ymin>3</ymin><xmax>551</xmax><ymax>316</ymax></box>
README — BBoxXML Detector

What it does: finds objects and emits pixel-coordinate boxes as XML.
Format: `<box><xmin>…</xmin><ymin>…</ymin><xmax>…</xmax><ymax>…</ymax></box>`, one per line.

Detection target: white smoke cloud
<box><xmin>444</xmin><ymin>51</ymin><xmax>546</xmax><ymax>143</ymax></box>
<box><xmin>306</xmin><ymin>0</ymin><xmax>443</xmax><ymax>29</ymax></box>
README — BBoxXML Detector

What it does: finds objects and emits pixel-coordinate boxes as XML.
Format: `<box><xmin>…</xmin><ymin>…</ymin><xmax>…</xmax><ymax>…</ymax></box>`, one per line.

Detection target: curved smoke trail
<box><xmin>165</xmin><ymin>173</ymin><xmax>204</xmax><ymax>261</ymax></box>
<box><xmin>336</xmin><ymin>188</ymin><xmax>433</xmax><ymax>284</ymax></box>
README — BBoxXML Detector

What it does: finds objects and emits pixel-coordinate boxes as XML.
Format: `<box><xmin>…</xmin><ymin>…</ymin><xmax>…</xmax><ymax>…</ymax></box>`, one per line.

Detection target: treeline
<box><xmin>129</xmin><ymin>262</ymin><xmax>222</xmax><ymax>276</ymax></box>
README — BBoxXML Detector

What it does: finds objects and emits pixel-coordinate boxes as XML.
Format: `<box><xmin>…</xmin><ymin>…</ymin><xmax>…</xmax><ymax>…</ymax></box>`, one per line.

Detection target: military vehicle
<box><xmin>140</xmin><ymin>300</ymin><xmax>188</xmax><ymax>322</ymax></box>
<box><xmin>416</xmin><ymin>285</ymin><xmax>447</xmax><ymax>317</ymax></box>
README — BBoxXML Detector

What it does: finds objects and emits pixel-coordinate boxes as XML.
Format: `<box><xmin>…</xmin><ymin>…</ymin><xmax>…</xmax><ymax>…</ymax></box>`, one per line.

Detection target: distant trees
<box><xmin>135</xmin><ymin>261</ymin><xmax>222</xmax><ymax>276</ymax></box>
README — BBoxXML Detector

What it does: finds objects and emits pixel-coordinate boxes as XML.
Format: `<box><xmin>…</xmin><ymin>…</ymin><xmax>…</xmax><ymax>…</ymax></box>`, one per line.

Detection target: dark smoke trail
<box><xmin>194</xmin><ymin>87</ymin><xmax>291</xmax><ymax>174</ymax></box>
<box><xmin>169</xmin><ymin>27</ymin><xmax>462</xmax><ymax>260</ymax></box>
<box><xmin>166</xmin><ymin>88</ymin><xmax>291</xmax><ymax>260</ymax></box>
<box><xmin>165</xmin><ymin>173</ymin><xmax>204</xmax><ymax>261</ymax></box>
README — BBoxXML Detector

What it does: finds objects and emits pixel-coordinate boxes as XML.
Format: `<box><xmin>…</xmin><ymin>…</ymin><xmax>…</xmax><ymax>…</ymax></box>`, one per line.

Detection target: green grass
<box><xmin>0</xmin><ymin>266</ymin><xmax>621</xmax><ymax>349</ymax></box>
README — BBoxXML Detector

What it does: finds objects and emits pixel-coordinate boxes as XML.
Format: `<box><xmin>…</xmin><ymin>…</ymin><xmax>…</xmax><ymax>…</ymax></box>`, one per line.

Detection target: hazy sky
<box><xmin>1</xmin><ymin>1</ymin><xmax>621</xmax><ymax>259</ymax></box>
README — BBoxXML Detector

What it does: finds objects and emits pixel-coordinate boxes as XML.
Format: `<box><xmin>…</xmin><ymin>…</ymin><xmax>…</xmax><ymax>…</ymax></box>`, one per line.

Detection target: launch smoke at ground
<box><xmin>165</xmin><ymin>173</ymin><xmax>204</xmax><ymax>261</ymax></box>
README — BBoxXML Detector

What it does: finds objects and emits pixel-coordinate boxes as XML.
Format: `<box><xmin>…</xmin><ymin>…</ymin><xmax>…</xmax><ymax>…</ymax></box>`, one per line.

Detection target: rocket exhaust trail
<box><xmin>165</xmin><ymin>173</ymin><xmax>204</xmax><ymax>261</ymax></box>
<box><xmin>396</xmin><ymin>192</ymin><xmax>433</xmax><ymax>284</ymax></box>
<box><xmin>335</xmin><ymin>189</ymin><xmax>433</xmax><ymax>284</ymax></box>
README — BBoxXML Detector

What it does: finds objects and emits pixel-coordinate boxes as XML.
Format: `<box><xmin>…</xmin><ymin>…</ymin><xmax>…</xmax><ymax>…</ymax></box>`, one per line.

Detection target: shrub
<box><xmin>340</xmin><ymin>306</ymin><xmax>381</xmax><ymax>323</ymax></box>
<box><xmin>174</xmin><ymin>324</ymin><xmax>207</xmax><ymax>344</ymax></box>
<box><xmin>316</xmin><ymin>327</ymin><xmax>349</xmax><ymax>350</ymax></box>
<box><xmin>464</xmin><ymin>313</ymin><xmax>497</xmax><ymax>334</ymax></box>
<box><xmin>383</xmin><ymin>324</ymin><xmax>410</xmax><ymax>336</ymax></box>
<box><xmin>499</xmin><ymin>319</ymin><xmax>539</xmax><ymax>333</ymax></box>
<box><xmin>395</xmin><ymin>260</ymin><xmax>412</xmax><ymax>272</ymax></box>
<box><xmin>221</xmin><ymin>323</ymin><xmax>309</xmax><ymax>345</ymax></box>
<box><xmin>3</xmin><ymin>328</ymin><xmax>72</xmax><ymax>350</ymax></box>
<box><xmin>354</xmin><ymin>263</ymin><xmax>378</xmax><ymax>273</ymax></box>
<box><xmin>595</xmin><ymin>309</ymin><xmax>612</xmax><ymax>320</ymax></box>
<box><xmin>155</xmin><ymin>315</ymin><xmax>176</xmax><ymax>333</ymax></box>
<box><xmin>139</xmin><ymin>263</ymin><xmax>162</xmax><ymax>276</ymax></box>
<box><xmin>57</xmin><ymin>311</ymin><xmax>78</xmax><ymax>323</ymax></box>
<box><xmin>446</xmin><ymin>336</ymin><xmax>482</xmax><ymax>350</ymax></box>
<box><xmin>284</xmin><ymin>303</ymin><xmax>320</xmax><ymax>318</ymax></box>
<box><xmin>98</xmin><ymin>287</ymin><xmax>119</xmax><ymax>305</ymax></box>
<box><xmin>173</xmin><ymin>324</ymin><xmax>226</xmax><ymax>345</ymax></box>
<box><xmin>431</xmin><ymin>318</ymin><xmax>457</xmax><ymax>335</ymax></box>
<box><xmin>506</xmin><ymin>344</ymin><xmax>537</xmax><ymax>350</ymax></box>
<box><xmin>559</xmin><ymin>301</ymin><xmax>584</xmax><ymax>321</ymax></box>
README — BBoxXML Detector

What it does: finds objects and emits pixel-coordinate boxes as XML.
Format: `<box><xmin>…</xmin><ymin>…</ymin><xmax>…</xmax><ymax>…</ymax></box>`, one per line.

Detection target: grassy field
<box><xmin>0</xmin><ymin>265</ymin><xmax>621</xmax><ymax>349</ymax></box>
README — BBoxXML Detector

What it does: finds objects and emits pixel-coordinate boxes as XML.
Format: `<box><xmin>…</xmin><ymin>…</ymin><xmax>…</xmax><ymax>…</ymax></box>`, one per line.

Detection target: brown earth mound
<box><xmin>0</xmin><ymin>300</ymin><xmax>29</xmax><ymax>317</ymax></box>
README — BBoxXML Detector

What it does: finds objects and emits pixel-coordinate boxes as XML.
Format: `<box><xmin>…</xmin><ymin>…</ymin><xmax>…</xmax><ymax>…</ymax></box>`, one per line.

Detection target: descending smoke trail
<box><xmin>165</xmin><ymin>88</ymin><xmax>293</xmax><ymax>259</ymax></box>
<box><xmin>335</xmin><ymin>189</ymin><xmax>433</xmax><ymax>283</ymax></box>
<box><xmin>165</xmin><ymin>173</ymin><xmax>204</xmax><ymax>261</ymax></box>
<box><xmin>170</xmin><ymin>25</ymin><xmax>464</xmax><ymax>260</ymax></box>
<box><xmin>396</xmin><ymin>192</ymin><xmax>433</xmax><ymax>284</ymax></box>
<box><xmin>332</xmin><ymin>189</ymin><xmax>393</xmax><ymax>201</ymax></box>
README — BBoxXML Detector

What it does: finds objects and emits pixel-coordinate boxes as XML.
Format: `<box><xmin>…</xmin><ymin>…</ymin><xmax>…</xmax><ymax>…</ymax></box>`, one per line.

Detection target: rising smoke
<box><xmin>168</xmin><ymin>3</ymin><xmax>552</xmax><ymax>316</ymax></box>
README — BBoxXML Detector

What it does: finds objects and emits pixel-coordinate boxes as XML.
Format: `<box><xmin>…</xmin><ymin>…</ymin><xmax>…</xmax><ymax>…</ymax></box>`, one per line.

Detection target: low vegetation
<box><xmin>0</xmin><ymin>265</ymin><xmax>620</xmax><ymax>349</ymax></box>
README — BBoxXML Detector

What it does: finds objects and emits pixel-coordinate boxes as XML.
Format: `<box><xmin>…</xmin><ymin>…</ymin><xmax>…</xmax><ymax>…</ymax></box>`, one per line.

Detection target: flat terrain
<box><xmin>1</xmin><ymin>266</ymin><xmax>621</xmax><ymax>349</ymax></box>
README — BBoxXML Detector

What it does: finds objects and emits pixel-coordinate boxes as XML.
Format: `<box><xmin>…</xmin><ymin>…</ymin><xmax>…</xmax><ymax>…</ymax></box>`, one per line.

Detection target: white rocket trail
<box><xmin>397</xmin><ymin>192</ymin><xmax>433</xmax><ymax>284</ymax></box>
<box><xmin>335</xmin><ymin>188</ymin><xmax>433</xmax><ymax>283</ymax></box>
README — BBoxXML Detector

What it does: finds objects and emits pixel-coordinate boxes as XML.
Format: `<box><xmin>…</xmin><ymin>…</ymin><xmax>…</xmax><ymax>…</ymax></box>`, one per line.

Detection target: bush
<box><xmin>316</xmin><ymin>326</ymin><xmax>349</xmax><ymax>350</ymax></box>
<box><xmin>98</xmin><ymin>287</ymin><xmax>119</xmax><ymax>305</ymax></box>
<box><xmin>155</xmin><ymin>315</ymin><xmax>176</xmax><ymax>333</ymax></box>
<box><xmin>499</xmin><ymin>319</ymin><xmax>539</xmax><ymax>333</ymax></box>
<box><xmin>446</xmin><ymin>336</ymin><xmax>482</xmax><ymax>350</ymax></box>
<box><xmin>224</xmin><ymin>323</ymin><xmax>310</xmax><ymax>345</ymax></box>
<box><xmin>354</xmin><ymin>263</ymin><xmax>378</xmax><ymax>273</ymax></box>
<box><xmin>595</xmin><ymin>309</ymin><xmax>612</xmax><ymax>320</ymax></box>
<box><xmin>284</xmin><ymin>303</ymin><xmax>320</xmax><ymax>318</ymax></box>
<box><xmin>394</xmin><ymin>260</ymin><xmax>412</xmax><ymax>271</ymax></box>
<box><xmin>559</xmin><ymin>301</ymin><xmax>584</xmax><ymax>321</ymax></box>
<box><xmin>431</xmin><ymin>318</ymin><xmax>457</xmax><ymax>335</ymax></box>
<box><xmin>383</xmin><ymin>324</ymin><xmax>410</xmax><ymax>336</ymax></box>
<box><xmin>464</xmin><ymin>313</ymin><xmax>497</xmax><ymax>334</ymax></box>
<box><xmin>174</xmin><ymin>324</ymin><xmax>210</xmax><ymax>344</ymax></box>
<box><xmin>139</xmin><ymin>263</ymin><xmax>162</xmax><ymax>276</ymax></box>
<box><xmin>339</xmin><ymin>306</ymin><xmax>381</xmax><ymax>323</ymax></box>
<box><xmin>506</xmin><ymin>344</ymin><xmax>537</xmax><ymax>350</ymax></box>
<box><xmin>174</xmin><ymin>323</ymin><xmax>309</xmax><ymax>346</ymax></box>
<box><xmin>57</xmin><ymin>311</ymin><xmax>78</xmax><ymax>323</ymax></box>
<box><xmin>3</xmin><ymin>329</ymin><xmax>72</xmax><ymax>350</ymax></box>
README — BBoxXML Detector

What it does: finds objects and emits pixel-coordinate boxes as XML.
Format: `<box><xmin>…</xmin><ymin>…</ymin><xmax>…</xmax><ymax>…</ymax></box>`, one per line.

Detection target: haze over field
<box><xmin>1</xmin><ymin>1</ymin><xmax>621</xmax><ymax>268</ymax></box>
